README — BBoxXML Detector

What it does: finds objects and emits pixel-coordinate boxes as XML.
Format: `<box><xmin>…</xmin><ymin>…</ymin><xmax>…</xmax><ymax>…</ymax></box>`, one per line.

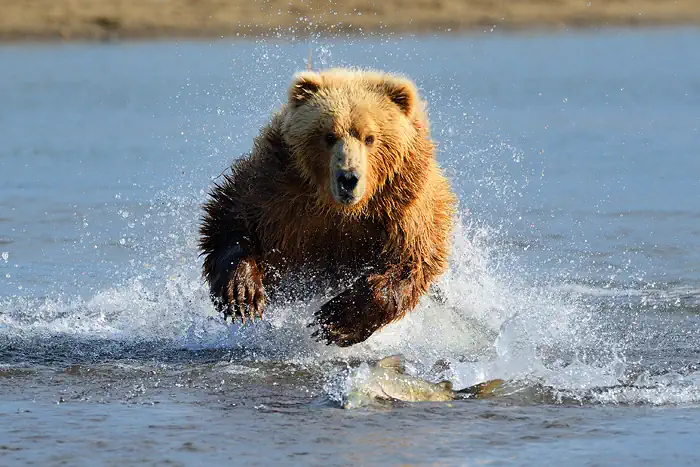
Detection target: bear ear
<box><xmin>288</xmin><ymin>72</ymin><xmax>323</xmax><ymax>107</ymax></box>
<box><xmin>378</xmin><ymin>76</ymin><xmax>418</xmax><ymax>118</ymax></box>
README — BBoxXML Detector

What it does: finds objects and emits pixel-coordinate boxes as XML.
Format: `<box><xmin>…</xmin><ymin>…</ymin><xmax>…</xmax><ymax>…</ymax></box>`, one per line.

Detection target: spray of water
<box><xmin>2</xmin><ymin>40</ymin><xmax>698</xmax><ymax>407</ymax></box>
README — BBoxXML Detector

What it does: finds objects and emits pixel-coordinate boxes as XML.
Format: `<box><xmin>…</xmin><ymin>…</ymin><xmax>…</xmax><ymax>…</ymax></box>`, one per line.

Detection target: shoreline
<box><xmin>1</xmin><ymin>0</ymin><xmax>699</xmax><ymax>43</ymax></box>
<box><xmin>2</xmin><ymin>24</ymin><xmax>699</xmax><ymax>46</ymax></box>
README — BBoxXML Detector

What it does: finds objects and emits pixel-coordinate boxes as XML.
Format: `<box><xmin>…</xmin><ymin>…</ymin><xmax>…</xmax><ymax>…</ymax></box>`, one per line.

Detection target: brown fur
<box><xmin>199</xmin><ymin>68</ymin><xmax>456</xmax><ymax>346</ymax></box>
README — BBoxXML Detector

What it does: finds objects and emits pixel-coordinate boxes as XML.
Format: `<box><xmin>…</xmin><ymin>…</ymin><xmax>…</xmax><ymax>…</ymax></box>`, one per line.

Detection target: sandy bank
<box><xmin>1</xmin><ymin>0</ymin><xmax>699</xmax><ymax>41</ymax></box>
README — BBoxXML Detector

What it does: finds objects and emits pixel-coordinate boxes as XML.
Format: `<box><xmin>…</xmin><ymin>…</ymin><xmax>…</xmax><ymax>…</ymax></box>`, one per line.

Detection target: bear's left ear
<box><xmin>288</xmin><ymin>72</ymin><xmax>323</xmax><ymax>107</ymax></box>
<box><xmin>378</xmin><ymin>76</ymin><xmax>418</xmax><ymax>118</ymax></box>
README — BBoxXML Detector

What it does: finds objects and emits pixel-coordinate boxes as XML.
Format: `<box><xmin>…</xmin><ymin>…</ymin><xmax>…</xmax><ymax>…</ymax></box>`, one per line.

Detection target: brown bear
<box><xmin>199</xmin><ymin>68</ymin><xmax>456</xmax><ymax>347</ymax></box>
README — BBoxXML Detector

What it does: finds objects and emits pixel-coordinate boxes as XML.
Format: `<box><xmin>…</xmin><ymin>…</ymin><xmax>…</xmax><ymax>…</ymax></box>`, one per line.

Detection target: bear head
<box><xmin>281</xmin><ymin>68</ymin><xmax>426</xmax><ymax>213</ymax></box>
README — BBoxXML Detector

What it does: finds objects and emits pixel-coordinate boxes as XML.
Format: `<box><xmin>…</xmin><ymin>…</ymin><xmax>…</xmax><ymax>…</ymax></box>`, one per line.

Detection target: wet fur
<box><xmin>199</xmin><ymin>68</ymin><xmax>456</xmax><ymax>346</ymax></box>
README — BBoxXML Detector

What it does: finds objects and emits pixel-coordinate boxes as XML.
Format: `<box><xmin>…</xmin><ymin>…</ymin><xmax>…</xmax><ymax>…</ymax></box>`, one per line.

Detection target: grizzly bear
<box><xmin>199</xmin><ymin>68</ymin><xmax>456</xmax><ymax>347</ymax></box>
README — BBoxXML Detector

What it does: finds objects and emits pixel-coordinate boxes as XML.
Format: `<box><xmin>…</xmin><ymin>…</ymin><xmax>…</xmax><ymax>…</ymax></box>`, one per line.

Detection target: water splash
<box><xmin>2</xmin><ymin>38</ymin><xmax>699</xmax><ymax>407</ymax></box>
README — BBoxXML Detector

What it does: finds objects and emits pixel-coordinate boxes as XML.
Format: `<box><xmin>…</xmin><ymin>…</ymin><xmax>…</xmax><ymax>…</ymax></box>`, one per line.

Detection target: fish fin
<box><xmin>455</xmin><ymin>379</ymin><xmax>506</xmax><ymax>399</ymax></box>
<box><xmin>438</xmin><ymin>381</ymin><xmax>453</xmax><ymax>391</ymax></box>
<box><xmin>377</xmin><ymin>355</ymin><xmax>405</xmax><ymax>373</ymax></box>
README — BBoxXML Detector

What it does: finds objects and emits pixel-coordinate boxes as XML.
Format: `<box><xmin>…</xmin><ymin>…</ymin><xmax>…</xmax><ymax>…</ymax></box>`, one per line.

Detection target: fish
<box><xmin>342</xmin><ymin>354</ymin><xmax>505</xmax><ymax>409</ymax></box>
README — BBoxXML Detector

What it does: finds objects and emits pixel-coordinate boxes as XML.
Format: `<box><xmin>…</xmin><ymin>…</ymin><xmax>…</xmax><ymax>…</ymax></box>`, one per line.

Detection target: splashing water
<box><xmin>0</xmin><ymin>192</ymin><xmax>671</xmax><ymax>407</ymax></box>
<box><xmin>2</xmin><ymin>36</ymin><xmax>700</xmax><ymax>412</ymax></box>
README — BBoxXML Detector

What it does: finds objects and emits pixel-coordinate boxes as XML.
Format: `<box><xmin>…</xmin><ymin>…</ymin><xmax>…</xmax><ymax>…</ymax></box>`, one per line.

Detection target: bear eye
<box><xmin>364</xmin><ymin>135</ymin><xmax>375</xmax><ymax>146</ymax></box>
<box><xmin>325</xmin><ymin>132</ymin><xmax>337</xmax><ymax>145</ymax></box>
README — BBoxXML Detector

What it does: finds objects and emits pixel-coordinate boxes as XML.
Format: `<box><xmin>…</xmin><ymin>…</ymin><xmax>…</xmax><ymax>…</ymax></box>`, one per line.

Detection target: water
<box><xmin>1</xmin><ymin>29</ymin><xmax>700</xmax><ymax>465</ymax></box>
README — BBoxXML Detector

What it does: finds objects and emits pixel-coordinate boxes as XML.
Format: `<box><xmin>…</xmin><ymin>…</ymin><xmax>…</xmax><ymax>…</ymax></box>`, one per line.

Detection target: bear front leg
<box><xmin>311</xmin><ymin>266</ymin><xmax>424</xmax><ymax>347</ymax></box>
<box><xmin>203</xmin><ymin>245</ymin><xmax>265</xmax><ymax>323</ymax></box>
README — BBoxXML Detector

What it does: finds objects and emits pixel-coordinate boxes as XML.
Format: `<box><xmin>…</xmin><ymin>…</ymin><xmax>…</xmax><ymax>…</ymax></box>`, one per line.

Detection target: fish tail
<box><xmin>454</xmin><ymin>379</ymin><xmax>505</xmax><ymax>399</ymax></box>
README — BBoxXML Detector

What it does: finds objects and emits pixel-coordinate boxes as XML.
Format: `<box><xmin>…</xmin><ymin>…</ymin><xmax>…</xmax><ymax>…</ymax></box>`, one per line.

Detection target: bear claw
<box><xmin>221</xmin><ymin>257</ymin><xmax>265</xmax><ymax>323</ymax></box>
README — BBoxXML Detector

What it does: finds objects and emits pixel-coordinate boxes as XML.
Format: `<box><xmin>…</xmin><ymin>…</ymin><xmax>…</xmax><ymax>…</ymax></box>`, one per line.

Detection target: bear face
<box><xmin>281</xmin><ymin>68</ymin><xmax>422</xmax><ymax>212</ymax></box>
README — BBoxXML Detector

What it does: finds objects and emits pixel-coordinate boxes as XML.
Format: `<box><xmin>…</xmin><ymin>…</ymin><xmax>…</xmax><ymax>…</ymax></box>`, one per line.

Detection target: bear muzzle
<box><xmin>330</xmin><ymin>140</ymin><xmax>367</xmax><ymax>206</ymax></box>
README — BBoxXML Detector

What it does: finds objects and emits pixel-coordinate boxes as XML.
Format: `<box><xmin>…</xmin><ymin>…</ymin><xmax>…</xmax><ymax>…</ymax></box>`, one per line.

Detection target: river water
<box><xmin>1</xmin><ymin>29</ymin><xmax>699</xmax><ymax>465</ymax></box>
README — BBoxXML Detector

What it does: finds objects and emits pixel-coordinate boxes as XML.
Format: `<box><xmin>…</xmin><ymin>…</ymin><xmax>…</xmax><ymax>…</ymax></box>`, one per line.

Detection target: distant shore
<box><xmin>1</xmin><ymin>0</ymin><xmax>699</xmax><ymax>42</ymax></box>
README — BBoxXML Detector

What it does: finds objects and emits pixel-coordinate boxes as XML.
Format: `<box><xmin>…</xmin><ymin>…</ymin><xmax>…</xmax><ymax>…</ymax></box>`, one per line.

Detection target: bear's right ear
<box><xmin>288</xmin><ymin>72</ymin><xmax>323</xmax><ymax>107</ymax></box>
<box><xmin>376</xmin><ymin>76</ymin><xmax>418</xmax><ymax>118</ymax></box>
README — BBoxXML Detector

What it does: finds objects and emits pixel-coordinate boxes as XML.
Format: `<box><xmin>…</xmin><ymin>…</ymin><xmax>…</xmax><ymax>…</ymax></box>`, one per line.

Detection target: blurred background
<box><xmin>1</xmin><ymin>0</ymin><xmax>699</xmax><ymax>40</ymax></box>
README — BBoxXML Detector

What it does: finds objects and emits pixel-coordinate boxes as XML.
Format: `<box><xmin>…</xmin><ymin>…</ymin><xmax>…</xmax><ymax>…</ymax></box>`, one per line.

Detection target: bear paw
<box><xmin>221</xmin><ymin>257</ymin><xmax>265</xmax><ymax>323</ymax></box>
<box><xmin>310</xmin><ymin>286</ymin><xmax>380</xmax><ymax>347</ymax></box>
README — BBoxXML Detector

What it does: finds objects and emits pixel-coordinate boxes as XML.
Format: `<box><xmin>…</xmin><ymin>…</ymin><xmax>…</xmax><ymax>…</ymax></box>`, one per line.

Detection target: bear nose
<box><xmin>336</xmin><ymin>171</ymin><xmax>359</xmax><ymax>193</ymax></box>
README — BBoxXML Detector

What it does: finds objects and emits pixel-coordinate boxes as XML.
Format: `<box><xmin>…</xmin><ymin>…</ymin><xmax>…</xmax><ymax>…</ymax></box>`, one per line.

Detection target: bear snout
<box><xmin>330</xmin><ymin>139</ymin><xmax>367</xmax><ymax>206</ymax></box>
